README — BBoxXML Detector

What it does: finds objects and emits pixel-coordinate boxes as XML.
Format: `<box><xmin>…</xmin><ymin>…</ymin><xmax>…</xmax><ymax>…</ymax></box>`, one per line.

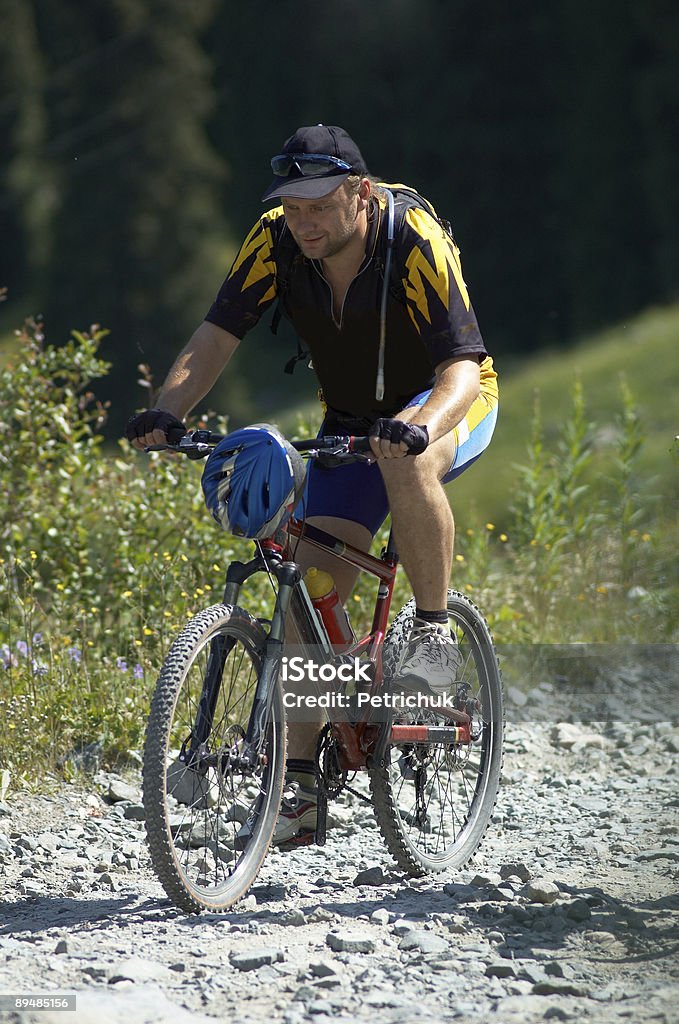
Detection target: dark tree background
<box><xmin>1</xmin><ymin>0</ymin><xmax>677</xmax><ymax>431</ymax></box>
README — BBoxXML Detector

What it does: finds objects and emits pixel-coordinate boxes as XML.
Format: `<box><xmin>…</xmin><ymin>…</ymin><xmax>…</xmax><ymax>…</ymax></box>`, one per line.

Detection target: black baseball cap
<box><xmin>261</xmin><ymin>124</ymin><xmax>369</xmax><ymax>203</ymax></box>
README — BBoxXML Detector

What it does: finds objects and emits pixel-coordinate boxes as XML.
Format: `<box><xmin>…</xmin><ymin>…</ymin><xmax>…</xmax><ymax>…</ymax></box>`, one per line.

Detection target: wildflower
<box><xmin>641</xmin><ymin>533</ymin><xmax>651</xmax><ymax>542</ymax></box>
<box><xmin>596</xmin><ymin>586</ymin><xmax>608</xmax><ymax>595</ymax></box>
<box><xmin>485</xmin><ymin>523</ymin><xmax>495</xmax><ymax>531</ymax></box>
<box><xmin>455</xmin><ymin>554</ymin><xmax>465</xmax><ymax>563</ymax></box>
<box><xmin>67</xmin><ymin>647</ymin><xmax>82</xmax><ymax>664</ymax></box>
<box><xmin>143</xmin><ymin>627</ymin><xmax>153</xmax><ymax>636</ymax></box>
<box><xmin>32</xmin><ymin>659</ymin><xmax>48</xmax><ymax>676</ymax></box>
<box><xmin>133</xmin><ymin>664</ymin><xmax>144</xmax><ymax>679</ymax></box>
<box><xmin>499</xmin><ymin>534</ymin><xmax>508</xmax><ymax>543</ymax></box>
<box><xmin>16</xmin><ymin>640</ymin><xmax>28</xmax><ymax>658</ymax></box>
<box><xmin>1</xmin><ymin>645</ymin><xmax>16</xmax><ymax>669</ymax></box>
<box><xmin>121</xmin><ymin>590</ymin><xmax>133</xmax><ymax>599</ymax></box>
<box><xmin>32</xmin><ymin>632</ymin><xmax>43</xmax><ymax>645</ymax></box>
<box><xmin>116</xmin><ymin>657</ymin><xmax>128</xmax><ymax>671</ymax></box>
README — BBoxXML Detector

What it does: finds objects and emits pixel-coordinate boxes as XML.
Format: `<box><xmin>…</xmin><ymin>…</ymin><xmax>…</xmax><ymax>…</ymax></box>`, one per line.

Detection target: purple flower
<box><xmin>67</xmin><ymin>647</ymin><xmax>82</xmax><ymax>664</ymax></box>
<box><xmin>32</xmin><ymin>632</ymin><xmax>43</xmax><ymax>645</ymax></box>
<box><xmin>133</xmin><ymin>664</ymin><xmax>144</xmax><ymax>679</ymax></box>
<box><xmin>16</xmin><ymin>640</ymin><xmax>28</xmax><ymax>658</ymax></box>
<box><xmin>1</xmin><ymin>645</ymin><xmax>15</xmax><ymax>669</ymax></box>
<box><xmin>116</xmin><ymin>657</ymin><xmax>128</xmax><ymax>672</ymax></box>
<box><xmin>32</xmin><ymin>659</ymin><xmax>48</xmax><ymax>676</ymax></box>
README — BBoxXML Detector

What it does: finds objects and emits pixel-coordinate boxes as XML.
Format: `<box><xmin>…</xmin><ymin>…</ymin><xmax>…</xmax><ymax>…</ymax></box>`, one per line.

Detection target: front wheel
<box><xmin>143</xmin><ymin>604</ymin><xmax>286</xmax><ymax>913</ymax></box>
<box><xmin>369</xmin><ymin>590</ymin><xmax>503</xmax><ymax>875</ymax></box>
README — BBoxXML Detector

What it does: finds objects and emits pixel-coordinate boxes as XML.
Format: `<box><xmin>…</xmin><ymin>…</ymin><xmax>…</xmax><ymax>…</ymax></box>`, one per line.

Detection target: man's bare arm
<box><xmin>395</xmin><ymin>356</ymin><xmax>481</xmax><ymax>441</ymax></box>
<box><xmin>157</xmin><ymin>321</ymin><xmax>241</xmax><ymax>419</ymax></box>
<box><xmin>130</xmin><ymin>322</ymin><xmax>240</xmax><ymax>449</ymax></box>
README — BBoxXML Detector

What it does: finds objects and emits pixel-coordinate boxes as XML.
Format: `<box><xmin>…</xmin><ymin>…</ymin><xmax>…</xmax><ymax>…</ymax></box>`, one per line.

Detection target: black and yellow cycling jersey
<box><xmin>205</xmin><ymin>185</ymin><xmax>496</xmax><ymax>420</ymax></box>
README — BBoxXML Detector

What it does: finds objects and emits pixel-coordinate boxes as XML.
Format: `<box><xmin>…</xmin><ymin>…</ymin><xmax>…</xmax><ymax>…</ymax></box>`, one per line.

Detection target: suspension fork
<box><xmin>242</xmin><ymin>560</ymin><xmax>303</xmax><ymax>757</ymax></box>
<box><xmin>189</xmin><ymin>548</ymin><xmax>281</xmax><ymax>757</ymax></box>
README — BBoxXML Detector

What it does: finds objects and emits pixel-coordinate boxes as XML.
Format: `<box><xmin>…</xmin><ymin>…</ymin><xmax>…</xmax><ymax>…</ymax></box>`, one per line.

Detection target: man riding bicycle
<box><xmin>127</xmin><ymin>124</ymin><xmax>498</xmax><ymax>847</ymax></box>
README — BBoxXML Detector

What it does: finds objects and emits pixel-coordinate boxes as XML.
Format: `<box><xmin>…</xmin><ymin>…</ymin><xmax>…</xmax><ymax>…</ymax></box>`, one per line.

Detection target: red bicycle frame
<box><xmin>284</xmin><ymin>517</ymin><xmax>470</xmax><ymax>770</ymax></box>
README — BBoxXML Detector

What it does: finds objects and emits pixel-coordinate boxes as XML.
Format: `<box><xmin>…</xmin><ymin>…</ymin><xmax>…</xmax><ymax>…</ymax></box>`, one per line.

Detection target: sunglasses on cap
<box><xmin>270</xmin><ymin>152</ymin><xmax>354</xmax><ymax>177</ymax></box>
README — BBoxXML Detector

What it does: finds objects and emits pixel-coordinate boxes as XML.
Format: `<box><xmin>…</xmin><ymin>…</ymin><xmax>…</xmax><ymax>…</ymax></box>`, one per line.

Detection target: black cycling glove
<box><xmin>125</xmin><ymin>408</ymin><xmax>186</xmax><ymax>443</ymax></box>
<box><xmin>370</xmin><ymin>418</ymin><xmax>429</xmax><ymax>454</ymax></box>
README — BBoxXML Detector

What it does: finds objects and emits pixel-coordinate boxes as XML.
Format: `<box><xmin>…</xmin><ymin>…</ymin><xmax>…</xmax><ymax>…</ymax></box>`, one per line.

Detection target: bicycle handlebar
<box><xmin>146</xmin><ymin>429</ymin><xmax>374</xmax><ymax>462</ymax></box>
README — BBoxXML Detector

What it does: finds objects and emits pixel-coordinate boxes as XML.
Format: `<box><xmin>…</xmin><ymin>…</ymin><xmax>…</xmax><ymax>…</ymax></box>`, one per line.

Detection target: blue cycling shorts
<box><xmin>295</xmin><ymin>389</ymin><xmax>499</xmax><ymax>537</ymax></box>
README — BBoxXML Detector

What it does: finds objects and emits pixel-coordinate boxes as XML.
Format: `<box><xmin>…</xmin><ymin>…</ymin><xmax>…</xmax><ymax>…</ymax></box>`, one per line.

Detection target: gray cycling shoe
<box><xmin>395</xmin><ymin>618</ymin><xmax>462</xmax><ymax>696</ymax></box>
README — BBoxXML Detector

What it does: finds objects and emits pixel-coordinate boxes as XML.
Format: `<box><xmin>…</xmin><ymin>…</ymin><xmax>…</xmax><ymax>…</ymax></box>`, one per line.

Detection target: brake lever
<box><xmin>144</xmin><ymin>437</ymin><xmax>213</xmax><ymax>459</ymax></box>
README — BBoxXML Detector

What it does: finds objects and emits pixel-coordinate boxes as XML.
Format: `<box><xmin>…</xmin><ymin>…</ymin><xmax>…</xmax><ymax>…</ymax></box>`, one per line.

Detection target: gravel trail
<box><xmin>1</xmin><ymin>718</ymin><xmax>677</xmax><ymax>1024</ymax></box>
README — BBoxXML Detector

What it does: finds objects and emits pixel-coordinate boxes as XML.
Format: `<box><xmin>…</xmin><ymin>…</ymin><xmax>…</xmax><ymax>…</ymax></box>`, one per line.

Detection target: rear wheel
<box><xmin>369</xmin><ymin>590</ymin><xmax>503</xmax><ymax>875</ymax></box>
<box><xmin>143</xmin><ymin>605</ymin><xmax>286</xmax><ymax>912</ymax></box>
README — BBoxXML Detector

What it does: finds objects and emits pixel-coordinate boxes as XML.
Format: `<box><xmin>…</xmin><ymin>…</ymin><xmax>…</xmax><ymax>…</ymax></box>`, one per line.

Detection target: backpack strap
<box><xmin>270</xmin><ymin>224</ymin><xmax>313</xmax><ymax>374</ymax></box>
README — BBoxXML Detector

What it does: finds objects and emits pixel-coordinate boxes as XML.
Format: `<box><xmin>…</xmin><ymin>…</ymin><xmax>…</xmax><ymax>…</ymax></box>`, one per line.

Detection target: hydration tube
<box><xmin>375</xmin><ymin>188</ymin><xmax>395</xmax><ymax>402</ymax></box>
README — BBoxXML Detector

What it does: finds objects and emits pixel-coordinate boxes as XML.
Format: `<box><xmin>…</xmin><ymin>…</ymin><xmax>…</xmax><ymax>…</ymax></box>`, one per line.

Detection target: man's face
<box><xmin>281</xmin><ymin>184</ymin><xmax>361</xmax><ymax>260</ymax></box>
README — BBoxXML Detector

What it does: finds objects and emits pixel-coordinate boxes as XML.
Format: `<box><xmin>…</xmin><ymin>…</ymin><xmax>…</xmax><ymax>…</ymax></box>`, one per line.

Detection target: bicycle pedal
<box><xmin>315</xmin><ymin>789</ymin><xmax>328</xmax><ymax>847</ymax></box>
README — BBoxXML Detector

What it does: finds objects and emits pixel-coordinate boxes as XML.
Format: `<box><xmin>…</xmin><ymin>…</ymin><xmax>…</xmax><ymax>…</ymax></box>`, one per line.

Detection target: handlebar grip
<box><xmin>349</xmin><ymin>436</ymin><xmax>373</xmax><ymax>454</ymax></box>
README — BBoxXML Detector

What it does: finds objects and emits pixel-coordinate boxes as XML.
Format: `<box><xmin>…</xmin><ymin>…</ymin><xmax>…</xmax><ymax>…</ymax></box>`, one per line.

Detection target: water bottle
<box><xmin>304</xmin><ymin>567</ymin><xmax>356</xmax><ymax>648</ymax></box>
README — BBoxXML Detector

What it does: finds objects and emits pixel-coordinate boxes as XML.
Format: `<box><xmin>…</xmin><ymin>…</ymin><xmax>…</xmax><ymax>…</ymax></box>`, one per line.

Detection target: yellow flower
<box><xmin>212</xmin><ymin>564</ymin><xmax>221</xmax><ymax>572</ymax></box>
<box><xmin>30</xmin><ymin>550</ymin><xmax>38</xmax><ymax>560</ymax></box>
<box><xmin>134</xmin><ymin>639</ymin><xmax>142</xmax><ymax>646</ymax></box>
<box><xmin>596</xmin><ymin>586</ymin><xmax>608</xmax><ymax>595</ymax></box>
<box><xmin>455</xmin><ymin>554</ymin><xmax>465</xmax><ymax>563</ymax></box>
<box><xmin>466</xmin><ymin>528</ymin><xmax>474</xmax><ymax>537</ymax></box>
<box><xmin>121</xmin><ymin>590</ymin><xmax>133</xmax><ymax>598</ymax></box>
<box><xmin>641</xmin><ymin>533</ymin><xmax>651</xmax><ymax>542</ymax></box>
<box><xmin>143</xmin><ymin>627</ymin><xmax>153</xmax><ymax>636</ymax></box>
<box><xmin>180</xmin><ymin>554</ymin><xmax>188</xmax><ymax>563</ymax></box>
<box><xmin>499</xmin><ymin>534</ymin><xmax>508</xmax><ymax>542</ymax></box>
<box><xmin>485</xmin><ymin>523</ymin><xmax>495</xmax><ymax>531</ymax></box>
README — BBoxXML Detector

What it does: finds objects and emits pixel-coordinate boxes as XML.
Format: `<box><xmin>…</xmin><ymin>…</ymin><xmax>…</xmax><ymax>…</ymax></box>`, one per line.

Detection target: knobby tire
<box><xmin>143</xmin><ymin>605</ymin><xmax>286</xmax><ymax>913</ymax></box>
<box><xmin>369</xmin><ymin>590</ymin><xmax>503</xmax><ymax>875</ymax></box>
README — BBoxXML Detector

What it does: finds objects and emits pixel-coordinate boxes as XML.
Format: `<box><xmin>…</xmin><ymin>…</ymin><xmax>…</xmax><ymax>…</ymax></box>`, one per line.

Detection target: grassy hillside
<box><xmin>450</xmin><ymin>304</ymin><xmax>679</xmax><ymax>528</ymax></box>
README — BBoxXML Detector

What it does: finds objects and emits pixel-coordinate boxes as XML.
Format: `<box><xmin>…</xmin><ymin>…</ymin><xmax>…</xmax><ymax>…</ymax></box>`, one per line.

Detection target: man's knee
<box><xmin>379</xmin><ymin>432</ymin><xmax>457</xmax><ymax>487</ymax></box>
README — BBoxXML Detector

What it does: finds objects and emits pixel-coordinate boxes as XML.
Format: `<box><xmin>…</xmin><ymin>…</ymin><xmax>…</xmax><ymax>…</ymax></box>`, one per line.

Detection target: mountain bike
<box><xmin>142</xmin><ymin>429</ymin><xmax>503</xmax><ymax>914</ymax></box>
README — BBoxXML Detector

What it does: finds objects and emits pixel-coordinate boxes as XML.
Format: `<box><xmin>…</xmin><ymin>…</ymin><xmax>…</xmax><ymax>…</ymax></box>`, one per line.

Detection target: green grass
<box><xmin>450</xmin><ymin>305</ymin><xmax>679</xmax><ymax>527</ymax></box>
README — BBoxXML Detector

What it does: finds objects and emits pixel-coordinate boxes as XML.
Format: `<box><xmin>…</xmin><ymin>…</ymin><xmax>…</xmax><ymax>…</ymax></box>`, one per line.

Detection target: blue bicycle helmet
<box><xmin>201</xmin><ymin>424</ymin><xmax>306</xmax><ymax>539</ymax></box>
